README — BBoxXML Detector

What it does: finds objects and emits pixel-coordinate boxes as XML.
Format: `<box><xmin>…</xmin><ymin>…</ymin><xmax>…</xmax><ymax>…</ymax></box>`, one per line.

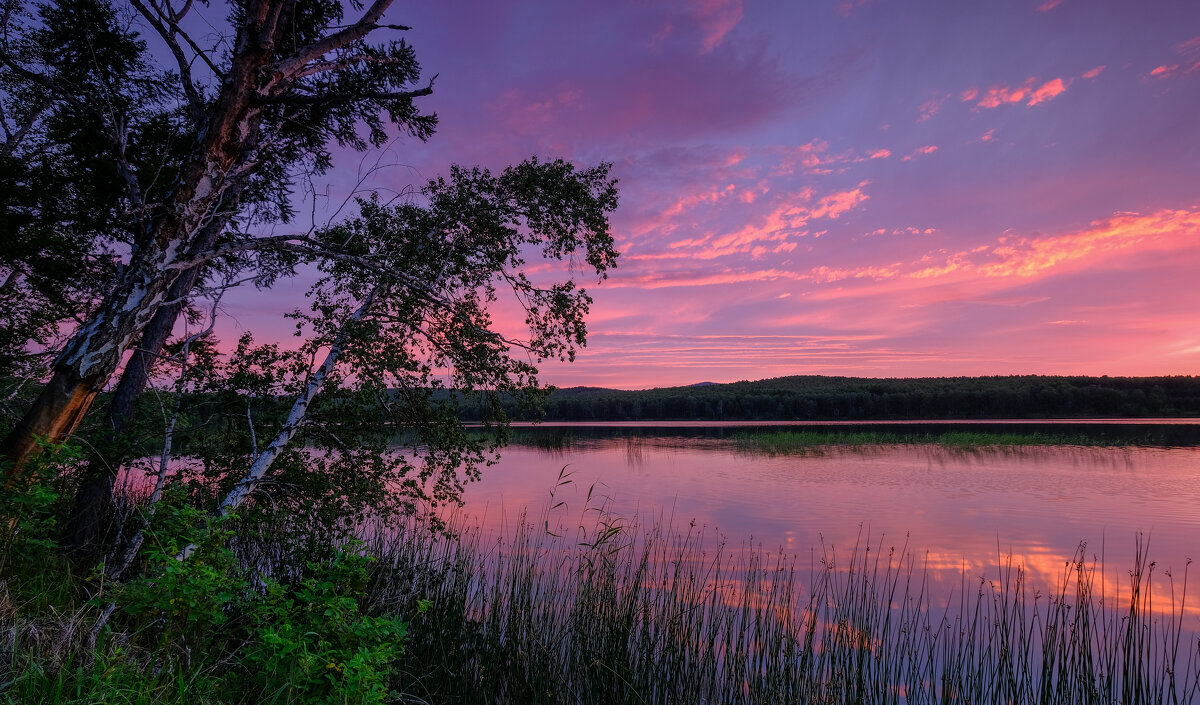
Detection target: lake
<box><xmin>383</xmin><ymin>421</ymin><xmax>1200</xmax><ymax>701</ymax></box>
<box><xmin>456</xmin><ymin>422</ymin><xmax>1200</xmax><ymax>619</ymax></box>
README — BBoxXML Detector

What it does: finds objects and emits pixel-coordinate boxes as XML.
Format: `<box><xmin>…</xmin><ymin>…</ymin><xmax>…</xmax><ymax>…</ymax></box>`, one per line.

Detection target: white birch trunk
<box><xmin>177</xmin><ymin>286</ymin><xmax>379</xmax><ymax>559</ymax></box>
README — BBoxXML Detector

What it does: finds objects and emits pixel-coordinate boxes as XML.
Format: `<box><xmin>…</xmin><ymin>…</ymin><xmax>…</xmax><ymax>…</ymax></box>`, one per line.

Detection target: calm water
<box><xmin>456</xmin><ymin>425</ymin><xmax>1200</xmax><ymax>617</ymax></box>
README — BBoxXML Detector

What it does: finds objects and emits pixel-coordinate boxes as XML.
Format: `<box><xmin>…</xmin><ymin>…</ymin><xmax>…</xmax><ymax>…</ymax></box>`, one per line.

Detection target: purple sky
<box><xmin>229</xmin><ymin>0</ymin><xmax>1200</xmax><ymax>389</ymax></box>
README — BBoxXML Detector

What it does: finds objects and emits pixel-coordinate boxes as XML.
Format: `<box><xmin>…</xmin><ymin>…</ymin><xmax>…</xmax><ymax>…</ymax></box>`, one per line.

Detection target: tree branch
<box><xmin>127</xmin><ymin>0</ymin><xmax>205</xmax><ymax>117</ymax></box>
<box><xmin>255</xmin><ymin>80</ymin><xmax>434</xmax><ymax>107</ymax></box>
<box><xmin>270</xmin><ymin>0</ymin><xmax>396</xmax><ymax>79</ymax></box>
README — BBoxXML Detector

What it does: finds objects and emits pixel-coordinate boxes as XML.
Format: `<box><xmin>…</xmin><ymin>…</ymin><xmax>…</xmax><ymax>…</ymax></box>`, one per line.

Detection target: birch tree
<box><xmin>0</xmin><ymin>0</ymin><xmax>435</xmax><ymax>489</ymax></box>
<box><xmin>172</xmin><ymin>157</ymin><xmax>618</xmax><ymax>538</ymax></box>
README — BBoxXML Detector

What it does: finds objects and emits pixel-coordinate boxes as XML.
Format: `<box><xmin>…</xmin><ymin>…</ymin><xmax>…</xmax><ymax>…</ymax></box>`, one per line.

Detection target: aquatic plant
<box><xmin>364</xmin><ymin>508</ymin><xmax>1200</xmax><ymax>704</ymax></box>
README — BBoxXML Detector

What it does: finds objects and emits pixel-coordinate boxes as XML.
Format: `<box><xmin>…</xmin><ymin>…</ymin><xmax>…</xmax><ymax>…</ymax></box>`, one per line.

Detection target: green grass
<box><xmin>4</xmin><ymin>490</ymin><xmax>1197</xmax><ymax>704</ymax></box>
<box><xmin>733</xmin><ymin>429</ymin><xmax>1123</xmax><ymax>454</ymax></box>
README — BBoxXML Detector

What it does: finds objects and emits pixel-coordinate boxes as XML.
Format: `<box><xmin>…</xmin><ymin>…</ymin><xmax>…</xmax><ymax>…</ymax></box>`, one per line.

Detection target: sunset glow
<box><xmin>256</xmin><ymin>0</ymin><xmax>1200</xmax><ymax>389</ymax></box>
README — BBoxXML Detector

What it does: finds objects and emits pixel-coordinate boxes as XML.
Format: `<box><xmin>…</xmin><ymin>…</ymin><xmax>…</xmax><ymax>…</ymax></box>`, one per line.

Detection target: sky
<box><xmin>235</xmin><ymin>0</ymin><xmax>1200</xmax><ymax>389</ymax></box>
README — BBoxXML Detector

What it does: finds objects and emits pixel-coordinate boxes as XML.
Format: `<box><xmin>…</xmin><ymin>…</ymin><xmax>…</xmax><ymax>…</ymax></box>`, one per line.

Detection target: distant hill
<box><xmin>465</xmin><ymin>375</ymin><xmax>1200</xmax><ymax>421</ymax></box>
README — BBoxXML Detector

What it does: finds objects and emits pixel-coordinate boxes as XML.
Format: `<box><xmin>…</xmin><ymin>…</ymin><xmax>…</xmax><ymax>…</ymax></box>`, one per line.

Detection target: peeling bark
<box><xmin>62</xmin><ymin>191</ymin><xmax>244</xmax><ymax>561</ymax></box>
<box><xmin>0</xmin><ymin>15</ymin><xmax>277</xmax><ymax>484</ymax></box>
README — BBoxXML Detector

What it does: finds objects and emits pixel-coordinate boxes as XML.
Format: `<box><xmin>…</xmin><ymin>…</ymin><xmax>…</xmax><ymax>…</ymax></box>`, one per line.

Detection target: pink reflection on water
<box><xmin>459</xmin><ymin>439</ymin><xmax>1200</xmax><ymax>619</ymax></box>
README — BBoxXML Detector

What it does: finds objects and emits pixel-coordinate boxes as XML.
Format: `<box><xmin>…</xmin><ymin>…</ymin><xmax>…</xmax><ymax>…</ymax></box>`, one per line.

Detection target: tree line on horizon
<box><xmin>453</xmin><ymin>374</ymin><xmax>1200</xmax><ymax>421</ymax></box>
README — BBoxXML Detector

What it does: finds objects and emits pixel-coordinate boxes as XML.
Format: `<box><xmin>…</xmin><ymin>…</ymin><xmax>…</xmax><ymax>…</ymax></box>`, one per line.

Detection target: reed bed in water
<box><xmin>733</xmin><ymin>430</ymin><xmax>1123</xmax><ymax>453</ymax></box>
<box><xmin>358</xmin><ymin>509</ymin><xmax>1199</xmax><ymax>705</ymax></box>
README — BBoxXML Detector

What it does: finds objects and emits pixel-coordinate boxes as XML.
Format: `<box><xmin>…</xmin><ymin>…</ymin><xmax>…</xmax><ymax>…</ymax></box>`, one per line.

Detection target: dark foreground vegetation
<box><xmin>4</xmin><ymin>462</ymin><xmax>1198</xmax><ymax>704</ymax></box>
<box><xmin>480</xmin><ymin>375</ymin><xmax>1200</xmax><ymax>422</ymax></box>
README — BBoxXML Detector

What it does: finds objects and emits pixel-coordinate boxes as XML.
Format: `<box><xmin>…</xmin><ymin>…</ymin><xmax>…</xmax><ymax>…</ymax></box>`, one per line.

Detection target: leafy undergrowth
<box><xmin>3</xmin><ymin>455</ymin><xmax>1198</xmax><ymax>704</ymax></box>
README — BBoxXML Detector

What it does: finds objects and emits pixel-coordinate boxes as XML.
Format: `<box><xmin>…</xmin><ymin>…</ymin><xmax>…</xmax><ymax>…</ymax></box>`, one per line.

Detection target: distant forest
<box><xmin>460</xmin><ymin>376</ymin><xmax>1200</xmax><ymax>421</ymax></box>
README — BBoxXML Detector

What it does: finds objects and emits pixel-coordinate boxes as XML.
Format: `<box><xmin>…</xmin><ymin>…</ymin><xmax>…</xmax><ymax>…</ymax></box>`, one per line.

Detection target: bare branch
<box><xmin>127</xmin><ymin>0</ymin><xmax>205</xmax><ymax>117</ymax></box>
<box><xmin>293</xmin><ymin>51</ymin><xmax>409</xmax><ymax>79</ymax></box>
<box><xmin>255</xmin><ymin>80</ymin><xmax>434</xmax><ymax>107</ymax></box>
<box><xmin>270</xmin><ymin>0</ymin><xmax>396</xmax><ymax>80</ymax></box>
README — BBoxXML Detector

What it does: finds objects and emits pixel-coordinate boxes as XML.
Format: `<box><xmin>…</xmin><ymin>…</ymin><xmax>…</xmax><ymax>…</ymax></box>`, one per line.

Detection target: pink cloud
<box><xmin>917</xmin><ymin>94</ymin><xmax>948</xmax><ymax>122</ymax></box>
<box><xmin>662</xmin><ymin>183</ymin><xmax>736</xmax><ymax>217</ymax></box>
<box><xmin>1027</xmin><ymin>77</ymin><xmax>1068</xmax><ymax>105</ymax></box>
<box><xmin>810</xmin><ymin>263</ymin><xmax>902</xmax><ymax>283</ymax></box>
<box><xmin>1148</xmin><ymin>62</ymin><xmax>1200</xmax><ymax>79</ymax></box>
<box><xmin>1175</xmin><ymin>35</ymin><xmax>1200</xmax><ymax>55</ymax></box>
<box><xmin>810</xmin><ymin>183</ymin><xmax>869</xmax><ymax>219</ymax></box>
<box><xmin>822</xmin><ymin>208</ymin><xmax>1200</xmax><ymax>296</ymax></box>
<box><xmin>967</xmin><ymin>77</ymin><xmax>1070</xmax><ymax>108</ymax></box>
<box><xmin>1082</xmin><ymin>65</ymin><xmax>1105</xmax><ymax>80</ymax></box>
<box><xmin>868</xmin><ymin>148</ymin><xmax>891</xmax><ymax>159</ymax></box>
<box><xmin>693</xmin><ymin>0</ymin><xmax>744</xmax><ymax>52</ymax></box>
<box><xmin>980</xmin><ymin>129</ymin><xmax>996</xmax><ymax>143</ymax></box>
<box><xmin>1036</xmin><ymin>0</ymin><xmax>1064</xmax><ymax>11</ymax></box>
<box><xmin>771</xmin><ymin>140</ymin><xmax>850</xmax><ymax>176</ymax></box>
<box><xmin>658</xmin><ymin>179</ymin><xmax>872</xmax><ymax>261</ymax></box>
<box><xmin>836</xmin><ymin>0</ymin><xmax>875</xmax><ymax>17</ymax></box>
<box><xmin>901</xmin><ymin>145</ymin><xmax>938</xmax><ymax>161</ymax></box>
<box><xmin>606</xmin><ymin>266</ymin><xmax>803</xmax><ymax>289</ymax></box>
<box><xmin>974</xmin><ymin>209</ymin><xmax>1200</xmax><ymax>278</ymax></box>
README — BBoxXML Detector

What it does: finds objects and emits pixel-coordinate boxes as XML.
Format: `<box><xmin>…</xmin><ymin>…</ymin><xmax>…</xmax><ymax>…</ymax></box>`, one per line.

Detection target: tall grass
<box><xmin>363</xmin><ymin>509</ymin><xmax>1199</xmax><ymax>704</ymax></box>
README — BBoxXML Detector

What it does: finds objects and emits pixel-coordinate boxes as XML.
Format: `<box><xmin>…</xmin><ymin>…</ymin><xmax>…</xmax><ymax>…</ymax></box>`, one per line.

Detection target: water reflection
<box><xmin>460</xmin><ymin>432</ymin><xmax>1200</xmax><ymax>621</ymax></box>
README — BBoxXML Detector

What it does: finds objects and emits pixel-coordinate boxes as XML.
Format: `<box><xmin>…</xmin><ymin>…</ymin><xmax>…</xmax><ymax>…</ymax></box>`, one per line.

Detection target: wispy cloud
<box><xmin>901</xmin><ymin>145</ymin><xmax>939</xmax><ymax>161</ymax></box>
<box><xmin>836</xmin><ymin>0</ymin><xmax>876</xmax><ymax>17</ymax></box>
<box><xmin>964</xmin><ymin>77</ymin><xmax>1071</xmax><ymax>108</ymax></box>
<box><xmin>1036</xmin><ymin>0</ymin><xmax>1065</xmax><ymax>11</ymax></box>
<box><xmin>1027</xmin><ymin>77</ymin><xmax>1068</xmax><ymax>105</ymax></box>
<box><xmin>917</xmin><ymin>94</ymin><xmax>949</xmax><ymax>122</ymax></box>
<box><xmin>1148</xmin><ymin>62</ymin><xmax>1200</xmax><ymax>79</ymax></box>
<box><xmin>812</xmin><ymin>208</ymin><xmax>1200</xmax><ymax>297</ymax></box>
<box><xmin>693</xmin><ymin>0</ymin><xmax>744</xmax><ymax>52</ymax></box>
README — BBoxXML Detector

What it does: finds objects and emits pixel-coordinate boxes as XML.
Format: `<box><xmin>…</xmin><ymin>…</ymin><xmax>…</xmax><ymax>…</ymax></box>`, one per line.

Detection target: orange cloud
<box><xmin>980</xmin><ymin>129</ymin><xmax>996</xmax><ymax>143</ymax></box>
<box><xmin>1082</xmin><ymin>65</ymin><xmax>1105</xmax><ymax>80</ymax></box>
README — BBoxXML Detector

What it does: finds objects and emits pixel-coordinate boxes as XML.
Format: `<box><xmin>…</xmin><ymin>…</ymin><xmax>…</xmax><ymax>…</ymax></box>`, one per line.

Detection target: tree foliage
<box><xmin>495</xmin><ymin>375</ymin><xmax>1200</xmax><ymax>422</ymax></box>
<box><xmin>159</xmin><ymin>158</ymin><xmax>618</xmax><ymax>528</ymax></box>
<box><xmin>0</xmin><ymin>0</ymin><xmax>437</xmax><ymax>477</ymax></box>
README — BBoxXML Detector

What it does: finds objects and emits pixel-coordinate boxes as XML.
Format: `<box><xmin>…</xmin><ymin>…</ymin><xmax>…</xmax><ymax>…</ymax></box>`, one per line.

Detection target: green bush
<box><xmin>243</xmin><ymin>548</ymin><xmax>418</xmax><ymax>705</ymax></box>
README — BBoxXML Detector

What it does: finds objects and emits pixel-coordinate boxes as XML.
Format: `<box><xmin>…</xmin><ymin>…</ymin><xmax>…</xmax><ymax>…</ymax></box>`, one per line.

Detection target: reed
<box><xmin>362</xmin><ymin>509</ymin><xmax>1200</xmax><ymax>704</ymax></box>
